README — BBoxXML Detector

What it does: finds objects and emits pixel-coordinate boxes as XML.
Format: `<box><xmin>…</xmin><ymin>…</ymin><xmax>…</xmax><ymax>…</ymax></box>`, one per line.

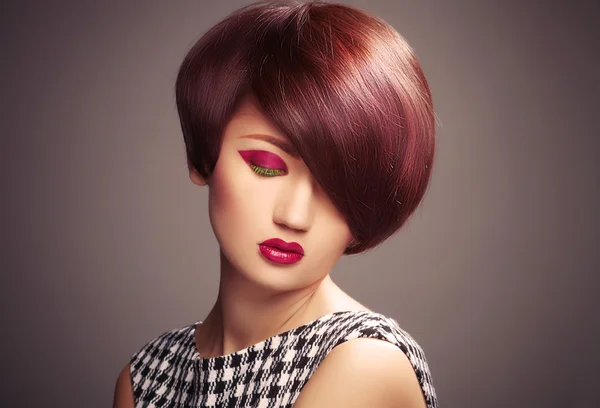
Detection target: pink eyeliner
<box><xmin>238</xmin><ymin>150</ymin><xmax>288</xmax><ymax>171</ymax></box>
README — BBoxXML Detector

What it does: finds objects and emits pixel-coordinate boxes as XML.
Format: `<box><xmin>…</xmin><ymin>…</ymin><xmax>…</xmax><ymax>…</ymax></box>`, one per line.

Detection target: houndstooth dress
<box><xmin>130</xmin><ymin>310</ymin><xmax>438</xmax><ymax>408</ymax></box>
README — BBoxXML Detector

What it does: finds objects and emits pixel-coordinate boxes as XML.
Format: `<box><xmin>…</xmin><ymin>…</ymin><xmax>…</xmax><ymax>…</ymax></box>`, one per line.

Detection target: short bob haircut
<box><xmin>176</xmin><ymin>0</ymin><xmax>435</xmax><ymax>254</ymax></box>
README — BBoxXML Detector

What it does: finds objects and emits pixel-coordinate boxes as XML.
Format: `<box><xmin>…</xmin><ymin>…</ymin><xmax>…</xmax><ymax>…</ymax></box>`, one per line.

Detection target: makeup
<box><xmin>258</xmin><ymin>238</ymin><xmax>304</xmax><ymax>265</ymax></box>
<box><xmin>238</xmin><ymin>150</ymin><xmax>288</xmax><ymax>174</ymax></box>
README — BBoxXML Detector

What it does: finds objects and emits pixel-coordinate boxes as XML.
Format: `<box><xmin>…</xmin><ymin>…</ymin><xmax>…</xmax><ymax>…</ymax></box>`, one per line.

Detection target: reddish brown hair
<box><xmin>176</xmin><ymin>0</ymin><xmax>435</xmax><ymax>254</ymax></box>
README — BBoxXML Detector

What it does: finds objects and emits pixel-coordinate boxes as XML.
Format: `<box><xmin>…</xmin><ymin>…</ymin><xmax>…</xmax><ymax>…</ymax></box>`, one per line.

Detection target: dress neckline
<box><xmin>190</xmin><ymin>310</ymin><xmax>375</xmax><ymax>364</ymax></box>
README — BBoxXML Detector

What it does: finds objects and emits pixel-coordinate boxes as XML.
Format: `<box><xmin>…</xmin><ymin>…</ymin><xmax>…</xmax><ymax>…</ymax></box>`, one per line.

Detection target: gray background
<box><xmin>2</xmin><ymin>1</ymin><xmax>599</xmax><ymax>407</ymax></box>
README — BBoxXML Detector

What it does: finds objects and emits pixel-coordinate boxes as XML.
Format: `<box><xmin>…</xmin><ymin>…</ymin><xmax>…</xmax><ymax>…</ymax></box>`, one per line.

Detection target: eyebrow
<box><xmin>240</xmin><ymin>134</ymin><xmax>300</xmax><ymax>158</ymax></box>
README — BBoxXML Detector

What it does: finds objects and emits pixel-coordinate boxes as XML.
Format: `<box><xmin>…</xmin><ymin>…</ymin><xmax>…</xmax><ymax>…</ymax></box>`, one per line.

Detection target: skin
<box><xmin>113</xmin><ymin>97</ymin><xmax>427</xmax><ymax>408</ymax></box>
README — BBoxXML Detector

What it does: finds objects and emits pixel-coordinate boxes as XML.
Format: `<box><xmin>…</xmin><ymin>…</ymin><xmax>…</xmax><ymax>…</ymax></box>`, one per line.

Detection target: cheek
<box><xmin>209</xmin><ymin>167</ymin><xmax>244</xmax><ymax>227</ymax></box>
<box><xmin>323</xmin><ymin>218</ymin><xmax>353</xmax><ymax>254</ymax></box>
<box><xmin>208</xmin><ymin>168</ymin><xmax>235</xmax><ymax>214</ymax></box>
<box><xmin>317</xmin><ymin>201</ymin><xmax>353</xmax><ymax>248</ymax></box>
<box><xmin>208</xmin><ymin>162</ymin><xmax>270</xmax><ymax>237</ymax></box>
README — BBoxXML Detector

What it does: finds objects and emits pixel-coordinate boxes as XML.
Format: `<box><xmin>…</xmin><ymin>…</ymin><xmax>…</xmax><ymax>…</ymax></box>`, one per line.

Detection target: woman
<box><xmin>114</xmin><ymin>1</ymin><xmax>437</xmax><ymax>407</ymax></box>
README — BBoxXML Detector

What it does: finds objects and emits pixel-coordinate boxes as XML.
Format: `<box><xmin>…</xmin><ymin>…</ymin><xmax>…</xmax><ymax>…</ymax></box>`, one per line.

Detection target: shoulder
<box><xmin>112</xmin><ymin>363</ymin><xmax>134</xmax><ymax>408</ymax></box>
<box><xmin>294</xmin><ymin>337</ymin><xmax>427</xmax><ymax>408</ymax></box>
<box><xmin>130</xmin><ymin>323</ymin><xmax>197</xmax><ymax>375</ymax></box>
<box><xmin>295</xmin><ymin>311</ymin><xmax>437</xmax><ymax>408</ymax></box>
<box><xmin>322</xmin><ymin>311</ymin><xmax>432</xmax><ymax>369</ymax></box>
<box><xmin>127</xmin><ymin>323</ymin><xmax>198</xmax><ymax>402</ymax></box>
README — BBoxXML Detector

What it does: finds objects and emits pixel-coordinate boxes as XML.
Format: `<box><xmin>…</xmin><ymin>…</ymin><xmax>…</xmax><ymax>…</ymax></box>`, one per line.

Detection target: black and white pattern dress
<box><xmin>130</xmin><ymin>310</ymin><xmax>438</xmax><ymax>408</ymax></box>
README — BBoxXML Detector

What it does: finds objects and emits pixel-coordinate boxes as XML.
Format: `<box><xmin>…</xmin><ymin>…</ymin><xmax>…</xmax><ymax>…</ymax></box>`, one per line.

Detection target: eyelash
<box><xmin>250</xmin><ymin>164</ymin><xmax>285</xmax><ymax>177</ymax></box>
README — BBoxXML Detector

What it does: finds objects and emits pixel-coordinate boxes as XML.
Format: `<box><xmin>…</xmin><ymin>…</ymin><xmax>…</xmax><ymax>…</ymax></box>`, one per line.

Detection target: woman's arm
<box><xmin>293</xmin><ymin>338</ymin><xmax>428</xmax><ymax>408</ymax></box>
<box><xmin>112</xmin><ymin>363</ymin><xmax>135</xmax><ymax>408</ymax></box>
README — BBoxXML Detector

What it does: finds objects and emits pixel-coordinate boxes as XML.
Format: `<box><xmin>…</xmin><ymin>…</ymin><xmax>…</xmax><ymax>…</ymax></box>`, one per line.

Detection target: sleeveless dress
<box><xmin>130</xmin><ymin>310</ymin><xmax>438</xmax><ymax>408</ymax></box>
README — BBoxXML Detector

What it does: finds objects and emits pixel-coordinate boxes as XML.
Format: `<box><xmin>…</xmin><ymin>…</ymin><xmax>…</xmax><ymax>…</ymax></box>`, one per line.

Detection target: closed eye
<box><xmin>250</xmin><ymin>165</ymin><xmax>286</xmax><ymax>177</ymax></box>
<box><xmin>238</xmin><ymin>150</ymin><xmax>288</xmax><ymax>177</ymax></box>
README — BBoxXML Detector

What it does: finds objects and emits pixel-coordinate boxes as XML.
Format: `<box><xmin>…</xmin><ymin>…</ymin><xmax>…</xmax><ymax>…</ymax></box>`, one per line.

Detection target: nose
<box><xmin>272</xmin><ymin>179</ymin><xmax>314</xmax><ymax>232</ymax></box>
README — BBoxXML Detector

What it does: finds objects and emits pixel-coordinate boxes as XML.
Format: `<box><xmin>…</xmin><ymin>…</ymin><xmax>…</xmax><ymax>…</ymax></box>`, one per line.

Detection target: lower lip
<box><xmin>259</xmin><ymin>245</ymin><xmax>303</xmax><ymax>265</ymax></box>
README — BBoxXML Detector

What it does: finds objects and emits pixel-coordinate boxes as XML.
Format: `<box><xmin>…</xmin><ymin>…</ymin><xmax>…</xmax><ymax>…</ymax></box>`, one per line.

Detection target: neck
<box><xmin>195</xmin><ymin>251</ymin><xmax>343</xmax><ymax>358</ymax></box>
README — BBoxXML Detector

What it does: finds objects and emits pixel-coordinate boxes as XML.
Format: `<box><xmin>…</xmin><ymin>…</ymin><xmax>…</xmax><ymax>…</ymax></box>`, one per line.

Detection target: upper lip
<box><xmin>260</xmin><ymin>238</ymin><xmax>304</xmax><ymax>255</ymax></box>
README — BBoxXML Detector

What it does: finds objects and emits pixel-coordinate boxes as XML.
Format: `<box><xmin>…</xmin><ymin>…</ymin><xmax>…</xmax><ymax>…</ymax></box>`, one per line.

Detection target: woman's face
<box><xmin>190</xmin><ymin>97</ymin><xmax>353</xmax><ymax>292</ymax></box>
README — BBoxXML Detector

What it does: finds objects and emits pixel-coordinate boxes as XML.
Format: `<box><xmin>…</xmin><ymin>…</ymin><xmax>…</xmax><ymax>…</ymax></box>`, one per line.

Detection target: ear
<box><xmin>188</xmin><ymin>161</ymin><xmax>207</xmax><ymax>186</ymax></box>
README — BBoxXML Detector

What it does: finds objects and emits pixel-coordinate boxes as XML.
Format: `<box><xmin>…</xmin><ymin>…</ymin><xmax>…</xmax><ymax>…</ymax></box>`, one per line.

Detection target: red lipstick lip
<box><xmin>259</xmin><ymin>238</ymin><xmax>304</xmax><ymax>255</ymax></box>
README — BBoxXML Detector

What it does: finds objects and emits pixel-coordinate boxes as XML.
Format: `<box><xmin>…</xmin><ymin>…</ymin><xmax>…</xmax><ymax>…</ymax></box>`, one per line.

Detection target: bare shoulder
<box><xmin>112</xmin><ymin>363</ymin><xmax>135</xmax><ymax>408</ymax></box>
<box><xmin>293</xmin><ymin>338</ymin><xmax>427</xmax><ymax>408</ymax></box>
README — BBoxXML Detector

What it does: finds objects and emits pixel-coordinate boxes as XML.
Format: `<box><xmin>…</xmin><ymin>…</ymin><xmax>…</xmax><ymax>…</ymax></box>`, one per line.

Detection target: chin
<box><xmin>232</xmin><ymin>257</ymin><xmax>319</xmax><ymax>293</ymax></box>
